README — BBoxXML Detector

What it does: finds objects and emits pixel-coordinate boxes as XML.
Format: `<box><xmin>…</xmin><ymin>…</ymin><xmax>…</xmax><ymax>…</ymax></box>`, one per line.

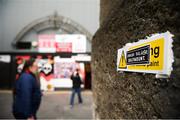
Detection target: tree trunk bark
<box><xmin>92</xmin><ymin>0</ymin><xmax>180</xmax><ymax>119</ymax></box>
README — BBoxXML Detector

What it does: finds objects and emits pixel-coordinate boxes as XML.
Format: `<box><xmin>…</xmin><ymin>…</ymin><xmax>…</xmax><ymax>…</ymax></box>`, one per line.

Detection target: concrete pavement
<box><xmin>0</xmin><ymin>90</ymin><xmax>93</xmax><ymax>119</ymax></box>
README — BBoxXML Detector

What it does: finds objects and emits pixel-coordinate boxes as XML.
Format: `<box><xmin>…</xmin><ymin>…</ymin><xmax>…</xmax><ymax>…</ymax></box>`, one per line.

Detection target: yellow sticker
<box><xmin>118</xmin><ymin>50</ymin><xmax>127</xmax><ymax>69</ymax></box>
<box><xmin>128</xmin><ymin>38</ymin><xmax>164</xmax><ymax>70</ymax></box>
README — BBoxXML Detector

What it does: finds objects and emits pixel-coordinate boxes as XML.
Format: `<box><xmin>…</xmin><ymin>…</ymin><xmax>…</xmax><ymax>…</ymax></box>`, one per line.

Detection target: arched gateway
<box><xmin>12</xmin><ymin>12</ymin><xmax>92</xmax><ymax>49</ymax></box>
<box><xmin>9</xmin><ymin>12</ymin><xmax>92</xmax><ymax>90</ymax></box>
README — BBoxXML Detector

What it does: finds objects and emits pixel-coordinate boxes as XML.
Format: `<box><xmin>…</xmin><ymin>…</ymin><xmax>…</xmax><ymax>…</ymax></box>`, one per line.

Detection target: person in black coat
<box><xmin>12</xmin><ymin>58</ymin><xmax>42</xmax><ymax>119</ymax></box>
<box><xmin>70</xmin><ymin>68</ymin><xmax>83</xmax><ymax>108</ymax></box>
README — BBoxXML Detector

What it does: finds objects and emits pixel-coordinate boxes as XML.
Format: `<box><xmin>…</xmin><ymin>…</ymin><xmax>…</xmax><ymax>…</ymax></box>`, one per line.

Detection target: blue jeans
<box><xmin>70</xmin><ymin>88</ymin><xmax>83</xmax><ymax>106</ymax></box>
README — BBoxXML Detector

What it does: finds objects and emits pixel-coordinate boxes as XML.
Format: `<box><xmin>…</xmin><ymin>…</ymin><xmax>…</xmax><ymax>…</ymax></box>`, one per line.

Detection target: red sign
<box><xmin>56</xmin><ymin>42</ymin><xmax>72</xmax><ymax>52</ymax></box>
<box><xmin>38</xmin><ymin>35</ymin><xmax>56</xmax><ymax>52</ymax></box>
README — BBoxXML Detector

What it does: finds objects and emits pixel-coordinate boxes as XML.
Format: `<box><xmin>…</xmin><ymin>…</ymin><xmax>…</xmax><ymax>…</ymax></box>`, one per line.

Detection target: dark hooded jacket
<box><xmin>71</xmin><ymin>73</ymin><xmax>82</xmax><ymax>89</ymax></box>
<box><xmin>13</xmin><ymin>71</ymin><xmax>42</xmax><ymax>118</ymax></box>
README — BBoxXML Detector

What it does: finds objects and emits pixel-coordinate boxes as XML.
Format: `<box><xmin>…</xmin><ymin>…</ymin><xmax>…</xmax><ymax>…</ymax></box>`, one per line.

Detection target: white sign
<box><xmin>0</xmin><ymin>55</ymin><xmax>11</xmax><ymax>63</ymax></box>
<box><xmin>38</xmin><ymin>34</ymin><xmax>87</xmax><ymax>53</ymax></box>
<box><xmin>56</xmin><ymin>34</ymin><xmax>86</xmax><ymax>53</ymax></box>
<box><xmin>117</xmin><ymin>31</ymin><xmax>174</xmax><ymax>78</ymax></box>
<box><xmin>72</xmin><ymin>54</ymin><xmax>91</xmax><ymax>62</ymax></box>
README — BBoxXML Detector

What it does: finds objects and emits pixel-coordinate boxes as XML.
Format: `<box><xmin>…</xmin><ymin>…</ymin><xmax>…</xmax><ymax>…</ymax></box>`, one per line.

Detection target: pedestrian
<box><xmin>70</xmin><ymin>68</ymin><xmax>83</xmax><ymax>108</ymax></box>
<box><xmin>12</xmin><ymin>58</ymin><xmax>42</xmax><ymax>120</ymax></box>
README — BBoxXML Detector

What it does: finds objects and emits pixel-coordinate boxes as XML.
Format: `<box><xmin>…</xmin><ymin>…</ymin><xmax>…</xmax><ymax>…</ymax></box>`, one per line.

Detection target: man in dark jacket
<box><xmin>13</xmin><ymin>59</ymin><xmax>42</xmax><ymax>119</ymax></box>
<box><xmin>70</xmin><ymin>68</ymin><xmax>83</xmax><ymax>108</ymax></box>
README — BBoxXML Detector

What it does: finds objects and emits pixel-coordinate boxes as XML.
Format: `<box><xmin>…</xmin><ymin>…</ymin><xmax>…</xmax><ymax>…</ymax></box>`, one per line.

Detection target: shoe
<box><xmin>70</xmin><ymin>105</ymin><xmax>73</xmax><ymax>109</ymax></box>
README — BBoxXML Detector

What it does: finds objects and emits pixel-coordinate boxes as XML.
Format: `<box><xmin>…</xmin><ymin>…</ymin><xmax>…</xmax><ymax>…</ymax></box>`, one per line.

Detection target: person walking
<box><xmin>12</xmin><ymin>58</ymin><xmax>42</xmax><ymax>120</ymax></box>
<box><xmin>70</xmin><ymin>68</ymin><xmax>83</xmax><ymax>108</ymax></box>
